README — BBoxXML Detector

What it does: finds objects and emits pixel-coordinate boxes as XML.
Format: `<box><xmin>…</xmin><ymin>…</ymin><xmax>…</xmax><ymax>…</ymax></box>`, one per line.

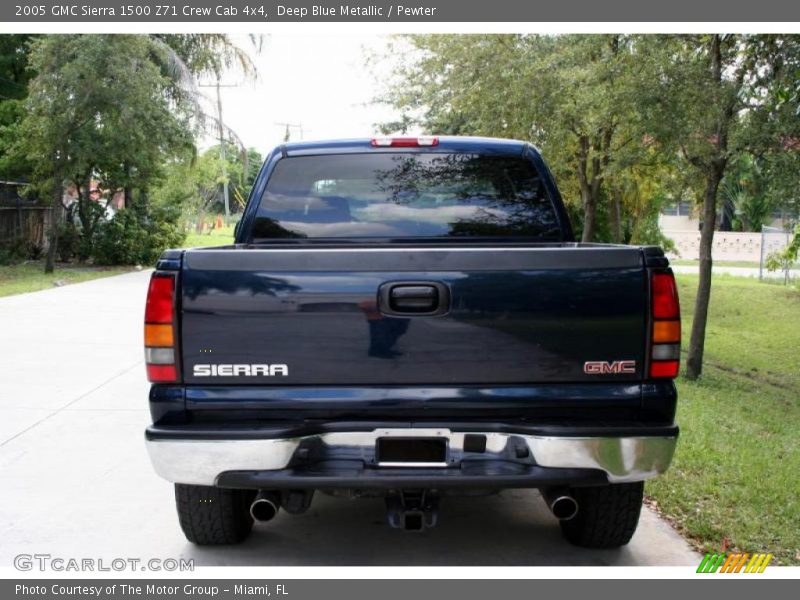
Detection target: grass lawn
<box><xmin>181</xmin><ymin>226</ymin><xmax>235</xmax><ymax>249</ymax></box>
<box><xmin>0</xmin><ymin>262</ymin><xmax>133</xmax><ymax>298</ymax></box>
<box><xmin>647</xmin><ymin>273</ymin><xmax>800</xmax><ymax>564</ymax></box>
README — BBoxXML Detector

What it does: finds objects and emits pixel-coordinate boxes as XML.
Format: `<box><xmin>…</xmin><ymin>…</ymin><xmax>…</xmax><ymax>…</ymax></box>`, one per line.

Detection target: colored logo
<box><xmin>697</xmin><ymin>552</ymin><xmax>773</xmax><ymax>573</ymax></box>
<box><xmin>583</xmin><ymin>360</ymin><xmax>636</xmax><ymax>375</ymax></box>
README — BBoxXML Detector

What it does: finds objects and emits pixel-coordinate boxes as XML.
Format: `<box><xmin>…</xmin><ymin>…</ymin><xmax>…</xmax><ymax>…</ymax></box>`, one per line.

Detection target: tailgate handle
<box><xmin>391</xmin><ymin>285</ymin><xmax>437</xmax><ymax>312</ymax></box>
<box><xmin>379</xmin><ymin>282</ymin><xmax>450</xmax><ymax>316</ymax></box>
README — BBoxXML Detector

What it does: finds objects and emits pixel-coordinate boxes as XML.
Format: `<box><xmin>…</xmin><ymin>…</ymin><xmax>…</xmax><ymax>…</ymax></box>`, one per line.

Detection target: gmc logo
<box><xmin>583</xmin><ymin>360</ymin><xmax>636</xmax><ymax>375</ymax></box>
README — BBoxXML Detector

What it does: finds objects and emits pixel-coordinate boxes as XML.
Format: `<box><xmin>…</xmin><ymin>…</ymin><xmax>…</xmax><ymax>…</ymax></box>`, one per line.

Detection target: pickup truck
<box><xmin>144</xmin><ymin>136</ymin><xmax>681</xmax><ymax>548</ymax></box>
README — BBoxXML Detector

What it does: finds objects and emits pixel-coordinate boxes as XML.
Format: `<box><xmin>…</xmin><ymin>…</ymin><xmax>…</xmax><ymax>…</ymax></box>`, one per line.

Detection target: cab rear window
<box><xmin>251</xmin><ymin>152</ymin><xmax>562</xmax><ymax>240</ymax></box>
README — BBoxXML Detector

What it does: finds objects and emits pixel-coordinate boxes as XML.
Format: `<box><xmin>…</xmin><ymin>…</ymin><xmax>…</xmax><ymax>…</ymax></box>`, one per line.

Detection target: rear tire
<box><xmin>174</xmin><ymin>484</ymin><xmax>256</xmax><ymax>545</ymax></box>
<box><xmin>559</xmin><ymin>482</ymin><xmax>644</xmax><ymax>548</ymax></box>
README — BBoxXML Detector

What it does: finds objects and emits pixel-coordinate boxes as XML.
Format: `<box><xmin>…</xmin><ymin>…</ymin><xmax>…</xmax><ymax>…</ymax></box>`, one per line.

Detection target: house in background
<box><xmin>62</xmin><ymin>181</ymin><xmax>126</xmax><ymax>217</ymax></box>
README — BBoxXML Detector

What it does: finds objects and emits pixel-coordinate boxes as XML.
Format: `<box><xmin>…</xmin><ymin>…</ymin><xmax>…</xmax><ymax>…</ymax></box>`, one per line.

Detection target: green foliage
<box><xmin>628</xmin><ymin>210</ymin><xmax>677</xmax><ymax>254</ymax></box>
<box><xmin>720</xmin><ymin>155</ymin><xmax>774</xmax><ymax>232</ymax></box>
<box><xmin>766</xmin><ymin>223</ymin><xmax>800</xmax><ymax>276</ymax></box>
<box><xmin>92</xmin><ymin>205</ymin><xmax>185</xmax><ymax>265</ymax></box>
<box><xmin>16</xmin><ymin>34</ymin><xmax>199</xmax><ymax>267</ymax></box>
<box><xmin>0</xmin><ymin>235</ymin><xmax>38</xmax><ymax>265</ymax></box>
<box><xmin>0</xmin><ymin>33</ymin><xmax>258</xmax><ymax>271</ymax></box>
<box><xmin>181</xmin><ymin>225</ymin><xmax>235</xmax><ymax>249</ymax></box>
<box><xmin>71</xmin><ymin>200</ymin><xmax>107</xmax><ymax>261</ymax></box>
<box><xmin>23</xmin><ymin>35</ymin><xmax>197</xmax><ymax>190</ymax></box>
<box><xmin>55</xmin><ymin>221</ymin><xmax>81</xmax><ymax>262</ymax></box>
<box><xmin>0</xmin><ymin>35</ymin><xmax>36</xmax><ymax>98</ymax></box>
<box><xmin>637</xmin><ymin>35</ymin><xmax>800</xmax><ymax>215</ymax></box>
<box><xmin>243</xmin><ymin>148</ymin><xmax>263</xmax><ymax>197</ymax></box>
<box><xmin>154</xmin><ymin>34</ymin><xmax>261</xmax><ymax>80</ymax></box>
<box><xmin>784</xmin><ymin>224</ymin><xmax>800</xmax><ymax>262</ymax></box>
<box><xmin>150</xmin><ymin>144</ymin><xmax>255</xmax><ymax>222</ymax></box>
<box><xmin>0</xmin><ymin>35</ymin><xmax>37</xmax><ymax>181</ymax></box>
<box><xmin>733</xmin><ymin>192</ymin><xmax>772</xmax><ymax>233</ymax></box>
<box><xmin>378</xmin><ymin>34</ymin><xmax>800</xmax><ymax>247</ymax></box>
<box><xmin>378</xmin><ymin>35</ymin><xmax>673</xmax><ymax>243</ymax></box>
<box><xmin>648</xmin><ymin>274</ymin><xmax>800</xmax><ymax>564</ymax></box>
<box><xmin>760</xmin><ymin>152</ymin><xmax>800</xmax><ymax>223</ymax></box>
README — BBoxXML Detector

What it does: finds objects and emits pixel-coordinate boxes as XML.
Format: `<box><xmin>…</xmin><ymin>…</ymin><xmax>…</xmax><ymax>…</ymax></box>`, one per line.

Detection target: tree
<box><xmin>19</xmin><ymin>35</ymin><xmax>198</xmax><ymax>270</ymax></box>
<box><xmin>379</xmin><ymin>34</ymin><xmax>800</xmax><ymax>379</ymax></box>
<box><xmin>151</xmin><ymin>144</ymin><xmax>253</xmax><ymax>232</ymax></box>
<box><xmin>377</xmin><ymin>34</ymin><xmax>649</xmax><ymax>242</ymax></box>
<box><xmin>637</xmin><ymin>35</ymin><xmax>800</xmax><ymax>379</ymax></box>
<box><xmin>154</xmin><ymin>34</ymin><xmax>261</xmax><ymax>81</ymax></box>
<box><xmin>10</xmin><ymin>33</ymin><xmax>261</xmax><ymax>270</ymax></box>
<box><xmin>0</xmin><ymin>35</ymin><xmax>37</xmax><ymax>182</ymax></box>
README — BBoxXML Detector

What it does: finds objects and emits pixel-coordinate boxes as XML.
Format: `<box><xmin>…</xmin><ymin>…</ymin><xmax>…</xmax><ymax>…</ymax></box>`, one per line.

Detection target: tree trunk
<box><xmin>587</xmin><ymin>154</ymin><xmax>602</xmax><ymax>243</ymax></box>
<box><xmin>44</xmin><ymin>223</ymin><xmax>59</xmax><ymax>274</ymax></box>
<box><xmin>685</xmin><ymin>167</ymin><xmax>723</xmax><ymax>380</ymax></box>
<box><xmin>610</xmin><ymin>187</ymin><xmax>622</xmax><ymax>243</ymax></box>
<box><xmin>124</xmin><ymin>162</ymin><xmax>133</xmax><ymax>209</ymax></box>
<box><xmin>685</xmin><ymin>34</ymin><xmax>737</xmax><ymax>381</ymax></box>
<box><xmin>44</xmin><ymin>166</ymin><xmax>62</xmax><ymax>274</ymax></box>
<box><xmin>76</xmin><ymin>177</ymin><xmax>90</xmax><ymax>261</ymax></box>
<box><xmin>581</xmin><ymin>195</ymin><xmax>596</xmax><ymax>243</ymax></box>
<box><xmin>576</xmin><ymin>135</ymin><xmax>595</xmax><ymax>242</ymax></box>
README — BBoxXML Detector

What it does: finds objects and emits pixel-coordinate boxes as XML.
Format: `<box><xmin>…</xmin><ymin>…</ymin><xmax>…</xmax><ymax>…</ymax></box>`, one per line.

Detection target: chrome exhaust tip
<box><xmin>549</xmin><ymin>495</ymin><xmax>579</xmax><ymax>521</ymax></box>
<box><xmin>250</xmin><ymin>492</ymin><xmax>280</xmax><ymax>522</ymax></box>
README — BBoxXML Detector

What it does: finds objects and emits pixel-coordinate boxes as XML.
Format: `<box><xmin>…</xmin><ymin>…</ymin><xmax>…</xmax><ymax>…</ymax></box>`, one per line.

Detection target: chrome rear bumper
<box><xmin>145</xmin><ymin>427</ymin><xmax>677</xmax><ymax>487</ymax></box>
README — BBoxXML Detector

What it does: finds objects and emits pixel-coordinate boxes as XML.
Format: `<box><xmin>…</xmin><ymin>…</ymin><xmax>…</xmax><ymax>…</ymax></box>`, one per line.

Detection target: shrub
<box><xmin>0</xmin><ymin>235</ymin><xmax>32</xmax><ymax>265</ymax></box>
<box><xmin>628</xmin><ymin>211</ymin><xmax>678</xmax><ymax>255</ymax></box>
<box><xmin>91</xmin><ymin>205</ymin><xmax>185</xmax><ymax>265</ymax></box>
<box><xmin>56</xmin><ymin>221</ymin><xmax>81</xmax><ymax>262</ymax></box>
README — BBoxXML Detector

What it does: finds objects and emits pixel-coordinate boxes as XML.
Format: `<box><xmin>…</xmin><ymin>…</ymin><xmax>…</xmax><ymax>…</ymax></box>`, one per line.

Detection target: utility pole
<box><xmin>215</xmin><ymin>80</ymin><xmax>230</xmax><ymax>221</ymax></box>
<box><xmin>274</xmin><ymin>122</ymin><xmax>307</xmax><ymax>142</ymax></box>
<box><xmin>200</xmin><ymin>79</ymin><xmax>239</xmax><ymax>223</ymax></box>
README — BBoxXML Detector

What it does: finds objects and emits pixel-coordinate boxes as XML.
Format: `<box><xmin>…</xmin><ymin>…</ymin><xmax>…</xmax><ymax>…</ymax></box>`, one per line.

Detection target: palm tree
<box><xmin>148</xmin><ymin>34</ymin><xmax>263</xmax><ymax>161</ymax></box>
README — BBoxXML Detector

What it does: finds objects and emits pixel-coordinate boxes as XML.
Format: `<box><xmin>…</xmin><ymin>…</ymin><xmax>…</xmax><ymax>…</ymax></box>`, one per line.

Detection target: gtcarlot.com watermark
<box><xmin>14</xmin><ymin>553</ymin><xmax>194</xmax><ymax>572</ymax></box>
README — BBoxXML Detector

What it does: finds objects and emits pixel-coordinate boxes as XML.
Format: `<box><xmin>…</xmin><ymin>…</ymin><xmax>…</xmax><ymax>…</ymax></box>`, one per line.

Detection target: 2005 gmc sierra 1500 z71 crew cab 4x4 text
<box><xmin>143</xmin><ymin>136</ymin><xmax>681</xmax><ymax>547</ymax></box>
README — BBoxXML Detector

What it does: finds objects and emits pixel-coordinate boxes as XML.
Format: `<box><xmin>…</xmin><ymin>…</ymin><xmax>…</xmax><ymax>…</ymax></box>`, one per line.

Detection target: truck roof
<box><xmin>280</xmin><ymin>136</ymin><xmax>535</xmax><ymax>157</ymax></box>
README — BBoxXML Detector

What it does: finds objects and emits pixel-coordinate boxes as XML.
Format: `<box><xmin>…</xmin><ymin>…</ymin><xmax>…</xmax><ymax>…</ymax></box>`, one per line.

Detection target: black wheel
<box><xmin>559</xmin><ymin>482</ymin><xmax>644</xmax><ymax>548</ymax></box>
<box><xmin>174</xmin><ymin>484</ymin><xmax>256</xmax><ymax>545</ymax></box>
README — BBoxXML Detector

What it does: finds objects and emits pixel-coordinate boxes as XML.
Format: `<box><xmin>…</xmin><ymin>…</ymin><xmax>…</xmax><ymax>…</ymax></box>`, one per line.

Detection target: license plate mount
<box><xmin>376</xmin><ymin>437</ymin><xmax>448</xmax><ymax>467</ymax></box>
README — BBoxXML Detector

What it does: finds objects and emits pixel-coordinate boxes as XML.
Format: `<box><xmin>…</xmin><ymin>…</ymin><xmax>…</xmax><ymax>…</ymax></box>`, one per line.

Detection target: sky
<box><xmin>197</xmin><ymin>34</ymin><xmax>409</xmax><ymax>156</ymax></box>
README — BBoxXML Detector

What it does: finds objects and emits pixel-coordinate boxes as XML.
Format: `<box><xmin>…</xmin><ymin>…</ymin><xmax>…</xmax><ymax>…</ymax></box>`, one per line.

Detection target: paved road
<box><xmin>0</xmin><ymin>271</ymin><xmax>700</xmax><ymax>566</ymax></box>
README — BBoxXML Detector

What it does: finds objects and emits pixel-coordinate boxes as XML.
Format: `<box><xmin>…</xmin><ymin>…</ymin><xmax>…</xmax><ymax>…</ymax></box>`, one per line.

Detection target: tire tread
<box><xmin>174</xmin><ymin>484</ymin><xmax>254</xmax><ymax>545</ymax></box>
<box><xmin>559</xmin><ymin>482</ymin><xmax>644</xmax><ymax>548</ymax></box>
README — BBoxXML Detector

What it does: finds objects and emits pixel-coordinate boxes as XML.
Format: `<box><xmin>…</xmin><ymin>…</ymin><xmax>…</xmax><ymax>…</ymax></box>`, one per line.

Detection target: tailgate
<box><xmin>179</xmin><ymin>246</ymin><xmax>648</xmax><ymax>385</ymax></box>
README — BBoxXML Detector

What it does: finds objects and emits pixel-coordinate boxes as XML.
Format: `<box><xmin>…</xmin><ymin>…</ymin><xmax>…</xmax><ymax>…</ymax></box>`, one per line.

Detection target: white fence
<box><xmin>666</xmin><ymin>230</ymin><xmax>791</xmax><ymax>263</ymax></box>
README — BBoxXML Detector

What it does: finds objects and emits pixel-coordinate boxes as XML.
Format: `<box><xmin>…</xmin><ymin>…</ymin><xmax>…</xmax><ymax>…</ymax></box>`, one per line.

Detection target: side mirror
<box><xmin>233</xmin><ymin>219</ymin><xmax>242</xmax><ymax>240</ymax></box>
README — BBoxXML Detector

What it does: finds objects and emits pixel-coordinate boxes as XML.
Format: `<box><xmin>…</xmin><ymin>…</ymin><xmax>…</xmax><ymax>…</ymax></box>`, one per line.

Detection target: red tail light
<box><xmin>145</xmin><ymin>273</ymin><xmax>178</xmax><ymax>383</ymax></box>
<box><xmin>652</xmin><ymin>273</ymin><xmax>680</xmax><ymax>319</ymax></box>
<box><xmin>650</xmin><ymin>361</ymin><xmax>679</xmax><ymax>378</ymax></box>
<box><xmin>146</xmin><ymin>364</ymin><xmax>178</xmax><ymax>382</ymax></box>
<box><xmin>370</xmin><ymin>136</ymin><xmax>439</xmax><ymax>147</ymax></box>
<box><xmin>649</xmin><ymin>271</ymin><xmax>681</xmax><ymax>378</ymax></box>
<box><xmin>145</xmin><ymin>275</ymin><xmax>174</xmax><ymax>323</ymax></box>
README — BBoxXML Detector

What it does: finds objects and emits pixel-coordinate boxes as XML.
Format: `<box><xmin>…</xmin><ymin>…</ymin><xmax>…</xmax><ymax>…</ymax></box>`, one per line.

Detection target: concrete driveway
<box><xmin>0</xmin><ymin>271</ymin><xmax>700</xmax><ymax>566</ymax></box>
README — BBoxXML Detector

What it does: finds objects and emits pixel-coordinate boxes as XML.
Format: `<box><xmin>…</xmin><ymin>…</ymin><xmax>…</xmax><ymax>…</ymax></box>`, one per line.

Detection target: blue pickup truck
<box><xmin>143</xmin><ymin>136</ymin><xmax>681</xmax><ymax>547</ymax></box>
